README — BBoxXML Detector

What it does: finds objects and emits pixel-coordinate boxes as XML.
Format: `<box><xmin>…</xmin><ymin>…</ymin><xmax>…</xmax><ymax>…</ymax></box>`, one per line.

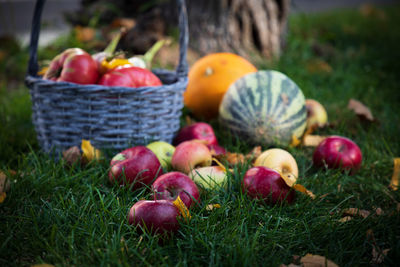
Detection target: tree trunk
<box><xmin>69</xmin><ymin>0</ymin><xmax>290</xmax><ymax>61</ymax></box>
<box><xmin>183</xmin><ymin>0</ymin><xmax>290</xmax><ymax>60</ymax></box>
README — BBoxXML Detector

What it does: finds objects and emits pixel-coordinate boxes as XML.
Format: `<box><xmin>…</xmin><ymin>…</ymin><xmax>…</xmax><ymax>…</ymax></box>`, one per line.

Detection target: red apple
<box><xmin>128</xmin><ymin>200</ymin><xmax>180</xmax><ymax>235</ymax></box>
<box><xmin>98</xmin><ymin>66</ymin><xmax>162</xmax><ymax>88</ymax></box>
<box><xmin>207</xmin><ymin>144</ymin><xmax>227</xmax><ymax>156</ymax></box>
<box><xmin>313</xmin><ymin>136</ymin><xmax>362</xmax><ymax>174</ymax></box>
<box><xmin>152</xmin><ymin>172</ymin><xmax>200</xmax><ymax>208</ymax></box>
<box><xmin>171</xmin><ymin>140</ymin><xmax>212</xmax><ymax>174</ymax></box>
<box><xmin>173</xmin><ymin>122</ymin><xmax>218</xmax><ymax>146</ymax></box>
<box><xmin>242</xmin><ymin>166</ymin><xmax>295</xmax><ymax>205</ymax></box>
<box><xmin>43</xmin><ymin>48</ymin><xmax>99</xmax><ymax>84</ymax></box>
<box><xmin>109</xmin><ymin>146</ymin><xmax>163</xmax><ymax>189</ymax></box>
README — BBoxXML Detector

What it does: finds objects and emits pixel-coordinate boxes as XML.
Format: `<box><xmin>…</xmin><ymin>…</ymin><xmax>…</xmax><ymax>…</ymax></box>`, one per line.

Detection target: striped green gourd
<box><xmin>219</xmin><ymin>70</ymin><xmax>307</xmax><ymax>146</ymax></box>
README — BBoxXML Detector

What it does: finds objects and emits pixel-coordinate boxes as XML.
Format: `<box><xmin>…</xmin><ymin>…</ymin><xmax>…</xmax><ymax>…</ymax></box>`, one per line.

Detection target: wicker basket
<box><xmin>25</xmin><ymin>0</ymin><xmax>189</xmax><ymax>155</ymax></box>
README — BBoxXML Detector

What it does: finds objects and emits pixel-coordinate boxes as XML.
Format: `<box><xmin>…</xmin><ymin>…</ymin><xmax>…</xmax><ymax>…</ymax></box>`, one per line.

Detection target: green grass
<box><xmin>1</xmin><ymin>4</ymin><xmax>400</xmax><ymax>266</ymax></box>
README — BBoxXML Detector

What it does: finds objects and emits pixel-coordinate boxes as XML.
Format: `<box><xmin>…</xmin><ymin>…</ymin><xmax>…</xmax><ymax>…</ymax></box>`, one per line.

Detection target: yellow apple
<box><xmin>305</xmin><ymin>99</ymin><xmax>328</xmax><ymax>129</ymax></box>
<box><xmin>146</xmin><ymin>141</ymin><xmax>176</xmax><ymax>169</ymax></box>
<box><xmin>254</xmin><ymin>148</ymin><xmax>299</xmax><ymax>178</ymax></box>
<box><xmin>188</xmin><ymin>166</ymin><xmax>228</xmax><ymax>189</ymax></box>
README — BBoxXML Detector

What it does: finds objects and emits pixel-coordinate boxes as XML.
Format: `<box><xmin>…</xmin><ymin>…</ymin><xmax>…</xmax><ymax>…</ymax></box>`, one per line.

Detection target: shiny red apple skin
<box><xmin>109</xmin><ymin>146</ymin><xmax>163</xmax><ymax>189</ymax></box>
<box><xmin>43</xmin><ymin>48</ymin><xmax>99</xmax><ymax>84</ymax></box>
<box><xmin>98</xmin><ymin>66</ymin><xmax>162</xmax><ymax>88</ymax></box>
<box><xmin>242</xmin><ymin>166</ymin><xmax>295</xmax><ymax>205</ymax></box>
<box><xmin>171</xmin><ymin>141</ymin><xmax>212</xmax><ymax>174</ymax></box>
<box><xmin>128</xmin><ymin>200</ymin><xmax>180</xmax><ymax>235</ymax></box>
<box><xmin>152</xmin><ymin>172</ymin><xmax>200</xmax><ymax>208</ymax></box>
<box><xmin>207</xmin><ymin>144</ymin><xmax>227</xmax><ymax>156</ymax></box>
<box><xmin>313</xmin><ymin>136</ymin><xmax>362</xmax><ymax>174</ymax></box>
<box><xmin>173</xmin><ymin>122</ymin><xmax>218</xmax><ymax>146</ymax></box>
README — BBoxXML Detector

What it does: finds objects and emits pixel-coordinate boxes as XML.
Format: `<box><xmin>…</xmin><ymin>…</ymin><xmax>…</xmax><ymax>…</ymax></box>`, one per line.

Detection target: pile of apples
<box><xmin>121</xmin><ymin>98</ymin><xmax>364</xmax><ymax>236</ymax></box>
<box><xmin>42</xmin><ymin>47</ymin><xmax>162</xmax><ymax>87</ymax></box>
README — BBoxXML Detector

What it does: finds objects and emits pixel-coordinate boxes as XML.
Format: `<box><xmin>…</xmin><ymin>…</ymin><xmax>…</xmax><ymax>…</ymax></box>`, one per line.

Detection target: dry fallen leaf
<box><xmin>389</xmin><ymin>158</ymin><xmax>400</xmax><ymax>191</ymax></box>
<box><xmin>367</xmin><ymin>229</ymin><xmax>390</xmax><ymax>264</ymax></box>
<box><xmin>31</xmin><ymin>264</ymin><xmax>55</xmax><ymax>267</ymax></box>
<box><xmin>306</xmin><ymin>59</ymin><xmax>333</xmax><ymax>74</ymax></box>
<box><xmin>206</xmin><ymin>204</ymin><xmax>221</xmax><ymax>211</ymax></box>
<box><xmin>347</xmin><ymin>99</ymin><xmax>374</xmax><ymax>122</ymax></box>
<box><xmin>300</xmin><ymin>254</ymin><xmax>339</xmax><ymax>267</ymax></box>
<box><xmin>0</xmin><ymin>171</ymin><xmax>11</xmax><ymax>193</ymax></box>
<box><xmin>218</xmin><ymin>146</ymin><xmax>262</xmax><ymax>166</ymax></box>
<box><xmin>302</xmin><ymin>135</ymin><xmax>327</xmax><ymax>147</ymax></box>
<box><xmin>62</xmin><ymin>146</ymin><xmax>81</xmax><ymax>166</ymax></box>
<box><xmin>292</xmin><ymin>184</ymin><xmax>316</xmax><ymax>199</ymax></box>
<box><xmin>339</xmin><ymin>216</ymin><xmax>353</xmax><ymax>223</ymax></box>
<box><xmin>342</xmin><ymin>208</ymin><xmax>371</xmax><ymax>218</ymax></box>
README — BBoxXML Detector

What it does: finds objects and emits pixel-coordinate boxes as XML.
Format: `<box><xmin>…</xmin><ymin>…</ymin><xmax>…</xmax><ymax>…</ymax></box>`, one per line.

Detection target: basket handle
<box><xmin>27</xmin><ymin>0</ymin><xmax>189</xmax><ymax>79</ymax></box>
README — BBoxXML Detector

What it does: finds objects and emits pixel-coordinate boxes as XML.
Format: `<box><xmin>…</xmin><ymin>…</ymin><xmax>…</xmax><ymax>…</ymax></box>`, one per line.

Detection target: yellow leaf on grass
<box><xmin>81</xmin><ymin>140</ymin><xmax>102</xmax><ymax>162</ymax></box>
<box><xmin>290</xmin><ymin>134</ymin><xmax>301</xmax><ymax>147</ymax></box>
<box><xmin>347</xmin><ymin>99</ymin><xmax>374</xmax><ymax>122</ymax></box>
<box><xmin>389</xmin><ymin>158</ymin><xmax>400</xmax><ymax>191</ymax></box>
<box><xmin>31</xmin><ymin>264</ymin><xmax>55</xmax><ymax>267</ymax></box>
<box><xmin>302</xmin><ymin>135</ymin><xmax>327</xmax><ymax>147</ymax></box>
<box><xmin>339</xmin><ymin>216</ymin><xmax>353</xmax><ymax>223</ymax></box>
<box><xmin>0</xmin><ymin>192</ymin><xmax>6</xmax><ymax>203</ymax></box>
<box><xmin>292</xmin><ymin>184</ymin><xmax>316</xmax><ymax>199</ymax></box>
<box><xmin>206</xmin><ymin>204</ymin><xmax>221</xmax><ymax>211</ymax></box>
<box><xmin>173</xmin><ymin>196</ymin><xmax>191</xmax><ymax>221</ymax></box>
<box><xmin>300</xmin><ymin>254</ymin><xmax>339</xmax><ymax>267</ymax></box>
<box><xmin>279</xmin><ymin>172</ymin><xmax>315</xmax><ymax>199</ymax></box>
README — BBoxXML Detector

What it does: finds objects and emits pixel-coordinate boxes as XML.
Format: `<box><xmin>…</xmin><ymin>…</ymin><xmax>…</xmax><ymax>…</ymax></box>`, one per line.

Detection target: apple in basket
<box><xmin>109</xmin><ymin>146</ymin><xmax>163</xmax><ymax>189</ymax></box>
<box><xmin>98</xmin><ymin>66</ymin><xmax>162</xmax><ymax>87</ymax></box>
<box><xmin>128</xmin><ymin>200</ymin><xmax>180</xmax><ymax>235</ymax></box>
<box><xmin>43</xmin><ymin>48</ymin><xmax>99</xmax><ymax>84</ymax></box>
<box><xmin>242</xmin><ymin>166</ymin><xmax>295</xmax><ymax>205</ymax></box>
<box><xmin>152</xmin><ymin>172</ymin><xmax>200</xmax><ymax>209</ymax></box>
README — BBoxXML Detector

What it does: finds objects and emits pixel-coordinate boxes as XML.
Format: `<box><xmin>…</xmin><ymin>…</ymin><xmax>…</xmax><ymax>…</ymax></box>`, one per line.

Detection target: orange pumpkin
<box><xmin>184</xmin><ymin>53</ymin><xmax>257</xmax><ymax>119</ymax></box>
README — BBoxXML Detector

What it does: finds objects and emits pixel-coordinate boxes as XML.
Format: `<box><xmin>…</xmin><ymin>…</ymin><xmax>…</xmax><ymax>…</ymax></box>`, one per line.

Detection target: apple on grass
<box><xmin>171</xmin><ymin>140</ymin><xmax>212</xmax><ymax>174</ymax></box>
<box><xmin>306</xmin><ymin>99</ymin><xmax>328</xmax><ymax>130</ymax></box>
<box><xmin>207</xmin><ymin>144</ymin><xmax>227</xmax><ymax>156</ymax></box>
<box><xmin>242</xmin><ymin>166</ymin><xmax>295</xmax><ymax>205</ymax></box>
<box><xmin>152</xmin><ymin>172</ymin><xmax>200</xmax><ymax>209</ymax></box>
<box><xmin>128</xmin><ymin>200</ymin><xmax>180</xmax><ymax>236</ymax></box>
<box><xmin>108</xmin><ymin>146</ymin><xmax>163</xmax><ymax>190</ymax></box>
<box><xmin>313</xmin><ymin>136</ymin><xmax>362</xmax><ymax>174</ymax></box>
<box><xmin>146</xmin><ymin>141</ymin><xmax>175</xmax><ymax>169</ymax></box>
<box><xmin>188</xmin><ymin>166</ymin><xmax>228</xmax><ymax>190</ymax></box>
<box><xmin>254</xmin><ymin>148</ymin><xmax>299</xmax><ymax>179</ymax></box>
<box><xmin>173</xmin><ymin>122</ymin><xmax>218</xmax><ymax>146</ymax></box>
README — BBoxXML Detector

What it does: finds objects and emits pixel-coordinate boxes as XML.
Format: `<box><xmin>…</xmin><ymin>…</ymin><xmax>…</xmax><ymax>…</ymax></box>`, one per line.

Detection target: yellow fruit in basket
<box><xmin>184</xmin><ymin>53</ymin><xmax>257</xmax><ymax>119</ymax></box>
